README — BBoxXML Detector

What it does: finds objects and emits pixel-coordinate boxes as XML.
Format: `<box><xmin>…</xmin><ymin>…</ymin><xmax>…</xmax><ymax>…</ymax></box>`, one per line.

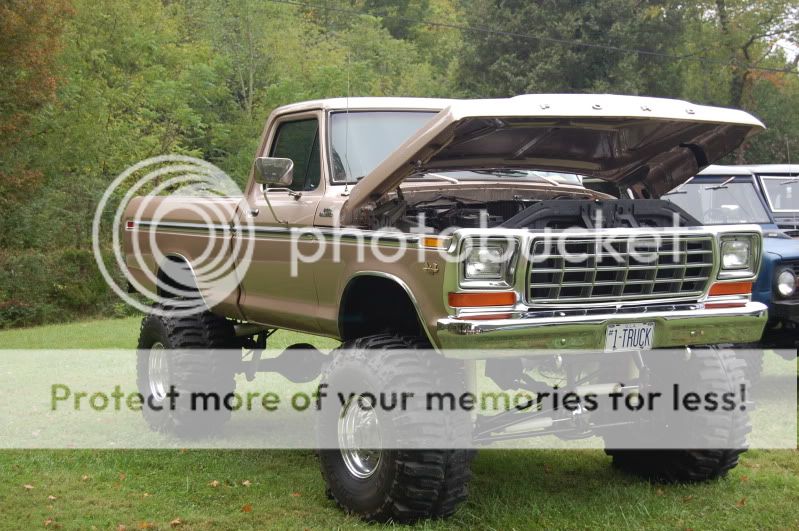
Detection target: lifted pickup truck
<box><xmin>125</xmin><ymin>94</ymin><xmax>768</xmax><ymax>522</ymax></box>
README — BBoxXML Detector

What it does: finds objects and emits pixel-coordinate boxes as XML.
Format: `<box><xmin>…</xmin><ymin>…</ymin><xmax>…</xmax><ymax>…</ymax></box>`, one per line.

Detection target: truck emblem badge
<box><xmin>320</xmin><ymin>208</ymin><xmax>334</xmax><ymax>218</ymax></box>
<box><xmin>423</xmin><ymin>262</ymin><xmax>439</xmax><ymax>274</ymax></box>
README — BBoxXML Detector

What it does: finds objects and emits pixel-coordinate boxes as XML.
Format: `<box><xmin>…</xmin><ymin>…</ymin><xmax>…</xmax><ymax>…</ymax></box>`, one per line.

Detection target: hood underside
<box><xmin>341</xmin><ymin>94</ymin><xmax>765</xmax><ymax>223</ymax></box>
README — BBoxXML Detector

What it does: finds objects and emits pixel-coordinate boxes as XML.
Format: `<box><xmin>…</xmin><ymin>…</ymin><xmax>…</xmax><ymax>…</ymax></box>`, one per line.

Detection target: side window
<box><xmin>268</xmin><ymin>118</ymin><xmax>320</xmax><ymax>192</ymax></box>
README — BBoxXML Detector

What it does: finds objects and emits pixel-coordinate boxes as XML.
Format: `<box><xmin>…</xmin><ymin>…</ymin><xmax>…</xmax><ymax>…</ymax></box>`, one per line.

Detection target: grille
<box><xmin>527</xmin><ymin>235</ymin><xmax>714</xmax><ymax>305</ymax></box>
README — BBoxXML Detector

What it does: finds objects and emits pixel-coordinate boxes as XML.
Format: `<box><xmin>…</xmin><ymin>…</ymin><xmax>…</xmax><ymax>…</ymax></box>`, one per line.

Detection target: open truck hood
<box><xmin>341</xmin><ymin>94</ymin><xmax>764</xmax><ymax>223</ymax></box>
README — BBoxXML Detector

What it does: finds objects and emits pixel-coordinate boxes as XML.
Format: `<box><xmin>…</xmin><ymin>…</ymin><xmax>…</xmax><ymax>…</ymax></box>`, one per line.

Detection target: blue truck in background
<box><xmin>664</xmin><ymin>164</ymin><xmax>799</xmax><ymax>354</ymax></box>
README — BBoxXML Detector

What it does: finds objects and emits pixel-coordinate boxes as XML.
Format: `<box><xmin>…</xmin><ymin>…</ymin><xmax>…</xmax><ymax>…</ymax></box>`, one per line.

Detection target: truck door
<box><xmin>235</xmin><ymin>111</ymin><xmax>324</xmax><ymax>332</ymax></box>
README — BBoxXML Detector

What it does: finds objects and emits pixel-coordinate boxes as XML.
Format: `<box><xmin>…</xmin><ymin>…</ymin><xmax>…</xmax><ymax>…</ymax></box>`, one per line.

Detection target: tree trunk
<box><xmin>715</xmin><ymin>0</ymin><xmax>748</xmax><ymax>162</ymax></box>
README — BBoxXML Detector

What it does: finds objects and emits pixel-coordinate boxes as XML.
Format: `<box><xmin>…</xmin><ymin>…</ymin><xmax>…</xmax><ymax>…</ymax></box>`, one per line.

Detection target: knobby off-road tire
<box><xmin>734</xmin><ymin>347</ymin><xmax>763</xmax><ymax>387</ymax></box>
<box><xmin>317</xmin><ymin>334</ymin><xmax>475</xmax><ymax>523</ymax></box>
<box><xmin>605</xmin><ymin>347</ymin><xmax>752</xmax><ymax>482</ymax></box>
<box><xmin>137</xmin><ymin>304</ymin><xmax>239</xmax><ymax>438</ymax></box>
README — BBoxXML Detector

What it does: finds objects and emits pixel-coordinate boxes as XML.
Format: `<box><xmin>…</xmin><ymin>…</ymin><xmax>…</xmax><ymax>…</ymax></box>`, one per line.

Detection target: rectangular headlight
<box><xmin>718</xmin><ymin>234</ymin><xmax>758</xmax><ymax>280</ymax></box>
<box><xmin>465</xmin><ymin>246</ymin><xmax>506</xmax><ymax>279</ymax></box>
<box><xmin>721</xmin><ymin>240</ymin><xmax>751</xmax><ymax>269</ymax></box>
<box><xmin>460</xmin><ymin>239</ymin><xmax>518</xmax><ymax>287</ymax></box>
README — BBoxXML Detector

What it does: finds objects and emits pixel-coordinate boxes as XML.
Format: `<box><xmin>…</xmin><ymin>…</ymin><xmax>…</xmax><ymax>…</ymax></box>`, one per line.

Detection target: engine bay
<box><xmin>394</xmin><ymin>196</ymin><xmax>532</xmax><ymax>232</ymax></box>
<box><xmin>366</xmin><ymin>187</ymin><xmax>699</xmax><ymax>232</ymax></box>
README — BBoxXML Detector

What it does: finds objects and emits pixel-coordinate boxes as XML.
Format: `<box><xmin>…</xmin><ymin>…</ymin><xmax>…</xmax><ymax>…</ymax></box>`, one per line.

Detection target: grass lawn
<box><xmin>1</xmin><ymin>318</ymin><xmax>797</xmax><ymax>529</ymax></box>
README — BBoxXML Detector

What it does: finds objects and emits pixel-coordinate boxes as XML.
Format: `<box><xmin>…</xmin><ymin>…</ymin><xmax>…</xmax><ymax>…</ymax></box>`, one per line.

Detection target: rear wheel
<box><xmin>136</xmin><ymin>304</ymin><xmax>240</xmax><ymax>437</ymax></box>
<box><xmin>317</xmin><ymin>334</ymin><xmax>474</xmax><ymax>522</ymax></box>
<box><xmin>604</xmin><ymin>347</ymin><xmax>751</xmax><ymax>482</ymax></box>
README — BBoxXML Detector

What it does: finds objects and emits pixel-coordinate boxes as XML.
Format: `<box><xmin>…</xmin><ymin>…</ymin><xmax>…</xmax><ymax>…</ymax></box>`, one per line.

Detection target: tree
<box><xmin>456</xmin><ymin>0</ymin><xmax>686</xmax><ymax>97</ymax></box>
<box><xmin>679</xmin><ymin>0</ymin><xmax>799</xmax><ymax>161</ymax></box>
<box><xmin>358</xmin><ymin>0</ymin><xmax>432</xmax><ymax>40</ymax></box>
<box><xmin>0</xmin><ymin>0</ymin><xmax>73</xmax><ymax>211</ymax></box>
<box><xmin>712</xmin><ymin>0</ymin><xmax>797</xmax><ymax>109</ymax></box>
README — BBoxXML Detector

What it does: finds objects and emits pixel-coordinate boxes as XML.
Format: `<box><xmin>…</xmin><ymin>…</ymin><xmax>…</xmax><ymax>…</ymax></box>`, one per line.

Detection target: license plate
<box><xmin>604</xmin><ymin>322</ymin><xmax>655</xmax><ymax>352</ymax></box>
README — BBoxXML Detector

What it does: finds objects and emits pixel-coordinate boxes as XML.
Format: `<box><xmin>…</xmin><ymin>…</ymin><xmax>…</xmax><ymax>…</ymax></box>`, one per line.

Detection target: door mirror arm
<box><xmin>254</xmin><ymin>158</ymin><xmax>296</xmax><ymax>224</ymax></box>
<box><xmin>260</xmin><ymin>188</ymin><xmax>288</xmax><ymax>225</ymax></box>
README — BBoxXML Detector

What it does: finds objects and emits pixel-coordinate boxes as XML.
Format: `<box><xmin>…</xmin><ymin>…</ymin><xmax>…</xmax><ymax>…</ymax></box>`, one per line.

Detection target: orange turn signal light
<box><xmin>423</xmin><ymin>236</ymin><xmax>450</xmax><ymax>249</ymax></box>
<box><xmin>448</xmin><ymin>291</ymin><xmax>516</xmax><ymax>308</ymax></box>
<box><xmin>708</xmin><ymin>281</ymin><xmax>752</xmax><ymax>297</ymax></box>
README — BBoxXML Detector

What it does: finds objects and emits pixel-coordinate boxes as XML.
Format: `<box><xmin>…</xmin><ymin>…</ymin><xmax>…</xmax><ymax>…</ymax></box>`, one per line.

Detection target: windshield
<box><xmin>663</xmin><ymin>178</ymin><xmax>771</xmax><ymax>224</ymax></box>
<box><xmin>330</xmin><ymin>111</ymin><xmax>435</xmax><ymax>183</ymax></box>
<box><xmin>760</xmin><ymin>175</ymin><xmax>799</xmax><ymax>212</ymax></box>
<box><xmin>329</xmin><ymin>111</ymin><xmax>584</xmax><ymax>186</ymax></box>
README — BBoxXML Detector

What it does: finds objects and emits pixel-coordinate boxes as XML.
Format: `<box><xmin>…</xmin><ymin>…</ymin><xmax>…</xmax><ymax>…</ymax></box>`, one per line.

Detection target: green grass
<box><xmin>1</xmin><ymin>318</ymin><xmax>798</xmax><ymax>529</ymax></box>
<box><xmin>0</xmin><ymin>316</ymin><xmax>339</xmax><ymax>351</ymax></box>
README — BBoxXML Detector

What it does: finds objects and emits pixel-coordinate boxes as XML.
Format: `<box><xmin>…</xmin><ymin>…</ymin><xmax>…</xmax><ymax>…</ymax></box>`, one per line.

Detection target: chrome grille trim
<box><xmin>526</xmin><ymin>235</ymin><xmax>714</xmax><ymax>305</ymax></box>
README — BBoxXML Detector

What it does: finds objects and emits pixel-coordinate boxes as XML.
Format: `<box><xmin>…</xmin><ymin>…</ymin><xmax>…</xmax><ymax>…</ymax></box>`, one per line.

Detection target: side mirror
<box><xmin>254</xmin><ymin>157</ymin><xmax>294</xmax><ymax>187</ymax></box>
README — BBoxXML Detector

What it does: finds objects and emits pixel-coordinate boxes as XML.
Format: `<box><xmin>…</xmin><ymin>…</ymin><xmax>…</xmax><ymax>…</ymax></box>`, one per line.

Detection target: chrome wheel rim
<box><xmin>338</xmin><ymin>395</ymin><xmax>382</xmax><ymax>479</ymax></box>
<box><xmin>148</xmin><ymin>342</ymin><xmax>169</xmax><ymax>401</ymax></box>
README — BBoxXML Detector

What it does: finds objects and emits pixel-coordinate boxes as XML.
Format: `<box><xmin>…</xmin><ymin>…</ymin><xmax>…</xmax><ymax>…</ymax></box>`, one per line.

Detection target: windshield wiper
<box><xmin>705</xmin><ymin>176</ymin><xmax>736</xmax><ymax>190</ymax></box>
<box><xmin>779</xmin><ymin>177</ymin><xmax>799</xmax><ymax>185</ymax></box>
<box><xmin>528</xmin><ymin>172</ymin><xmax>562</xmax><ymax>187</ymax></box>
<box><xmin>663</xmin><ymin>176</ymin><xmax>693</xmax><ymax>196</ymax></box>
<box><xmin>473</xmin><ymin>169</ymin><xmax>561</xmax><ymax>186</ymax></box>
<box><xmin>406</xmin><ymin>173</ymin><xmax>460</xmax><ymax>184</ymax></box>
<box><xmin>473</xmin><ymin>169</ymin><xmax>529</xmax><ymax>176</ymax></box>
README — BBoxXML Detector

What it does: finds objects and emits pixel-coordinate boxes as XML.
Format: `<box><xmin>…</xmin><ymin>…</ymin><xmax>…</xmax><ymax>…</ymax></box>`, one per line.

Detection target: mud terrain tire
<box><xmin>136</xmin><ymin>304</ymin><xmax>239</xmax><ymax>438</ymax></box>
<box><xmin>317</xmin><ymin>334</ymin><xmax>474</xmax><ymax>522</ymax></box>
<box><xmin>604</xmin><ymin>347</ymin><xmax>751</xmax><ymax>482</ymax></box>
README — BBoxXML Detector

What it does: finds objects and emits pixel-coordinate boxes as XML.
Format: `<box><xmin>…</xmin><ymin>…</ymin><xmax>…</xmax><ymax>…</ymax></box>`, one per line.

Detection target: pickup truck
<box><xmin>664</xmin><ymin>165</ymin><xmax>799</xmax><ymax>358</ymax></box>
<box><xmin>125</xmin><ymin>94</ymin><xmax>768</xmax><ymax>522</ymax></box>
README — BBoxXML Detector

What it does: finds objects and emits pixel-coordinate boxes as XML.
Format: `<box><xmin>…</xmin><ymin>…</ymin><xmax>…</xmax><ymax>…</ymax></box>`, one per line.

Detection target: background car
<box><xmin>664</xmin><ymin>165</ymin><xmax>799</xmax><ymax>355</ymax></box>
<box><xmin>737</xmin><ymin>165</ymin><xmax>799</xmax><ymax>237</ymax></box>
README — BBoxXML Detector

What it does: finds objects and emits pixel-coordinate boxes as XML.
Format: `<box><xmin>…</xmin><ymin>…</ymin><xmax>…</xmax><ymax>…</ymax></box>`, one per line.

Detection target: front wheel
<box><xmin>603</xmin><ymin>347</ymin><xmax>751</xmax><ymax>482</ymax></box>
<box><xmin>317</xmin><ymin>335</ymin><xmax>474</xmax><ymax>523</ymax></box>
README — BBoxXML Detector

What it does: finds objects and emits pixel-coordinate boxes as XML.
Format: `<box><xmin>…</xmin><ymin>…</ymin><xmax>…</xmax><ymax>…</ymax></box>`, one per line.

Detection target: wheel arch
<box><xmin>155</xmin><ymin>253</ymin><xmax>209</xmax><ymax>307</ymax></box>
<box><xmin>338</xmin><ymin>272</ymin><xmax>436</xmax><ymax>346</ymax></box>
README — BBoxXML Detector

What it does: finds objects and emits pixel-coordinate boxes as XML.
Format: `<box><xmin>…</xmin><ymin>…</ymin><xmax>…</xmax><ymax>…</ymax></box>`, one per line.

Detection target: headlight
<box><xmin>717</xmin><ymin>234</ymin><xmax>759</xmax><ymax>280</ymax></box>
<box><xmin>721</xmin><ymin>240</ymin><xmax>751</xmax><ymax>270</ymax></box>
<box><xmin>776</xmin><ymin>268</ymin><xmax>796</xmax><ymax>298</ymax></box>
<box><xmin>465</xmin><ymin>246</ymin><xmax>505</xmax><ymax>278</ymax></box>
<box><xmin>461</xmin><ymin>240</ymin><xmax>517</xmax><ymax>287</ymax></box>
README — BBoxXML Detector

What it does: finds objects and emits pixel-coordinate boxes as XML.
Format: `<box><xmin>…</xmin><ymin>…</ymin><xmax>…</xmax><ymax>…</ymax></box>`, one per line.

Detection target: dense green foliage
<box><xmin>1</xmin><ymin>0</ymin><xmax>797</xmax><ymax>328</ymax></box>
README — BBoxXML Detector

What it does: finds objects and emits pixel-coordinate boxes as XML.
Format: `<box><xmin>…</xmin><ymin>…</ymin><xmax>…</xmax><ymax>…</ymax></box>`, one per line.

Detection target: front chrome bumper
<box><xmin>435</xmin><ymin>301</ymin><xmax>767</xmax><ymax>355</ymax></box>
